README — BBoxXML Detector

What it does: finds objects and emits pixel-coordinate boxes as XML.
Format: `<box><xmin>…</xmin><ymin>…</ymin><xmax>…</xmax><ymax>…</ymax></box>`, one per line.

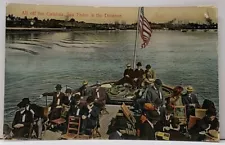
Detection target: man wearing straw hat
<box><xmin>182</xmin><ymin>85</ymin><xmax>200</xmax><ymax>121</ymax></box>
<box><xmin>182</xmin><ymin>85</ymin><xmax>200</xmax><ymax>108</ymax></box>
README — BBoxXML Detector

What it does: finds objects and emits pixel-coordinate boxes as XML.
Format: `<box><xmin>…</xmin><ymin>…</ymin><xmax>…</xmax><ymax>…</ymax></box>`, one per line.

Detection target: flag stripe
<box><xmin>138</xmin><ymin>7</ymin><xmax>152</xmax><ymax>48</ymax></box>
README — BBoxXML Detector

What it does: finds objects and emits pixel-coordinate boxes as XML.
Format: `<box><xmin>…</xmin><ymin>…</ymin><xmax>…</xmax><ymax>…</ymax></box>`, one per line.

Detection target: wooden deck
<box><xmin>41</xmin><ymin>105</ymin><xmax>121</xmax><ymax>140</ymax></box>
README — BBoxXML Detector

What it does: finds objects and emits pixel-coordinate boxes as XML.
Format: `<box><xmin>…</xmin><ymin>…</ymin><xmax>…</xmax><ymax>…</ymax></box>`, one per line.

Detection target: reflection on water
<box><xmin>5</xmin><ymin>30</ymin><xmax>218</xmax><ymax>123</ymax></box>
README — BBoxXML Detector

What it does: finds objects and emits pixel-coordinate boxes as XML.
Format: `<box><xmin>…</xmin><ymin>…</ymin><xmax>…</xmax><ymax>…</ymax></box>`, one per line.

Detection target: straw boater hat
<box><xmin>186</xmin><ymin>86</ymin><xmax>194</xmax><ymax>92</ymax></box>
<box><xmin>83</xmin><ymin>80</ymin><xmax>88</xmax><ymax>85</ymax></box>
<box><xmin>127</xmin><ymin>63</ymin><xmax>131</xmax><ymax>67</ymax></box>
<box><xmin>205</xmin><ymin>130</ymin><xmax>219</xmax><ymax>141</ymax></box>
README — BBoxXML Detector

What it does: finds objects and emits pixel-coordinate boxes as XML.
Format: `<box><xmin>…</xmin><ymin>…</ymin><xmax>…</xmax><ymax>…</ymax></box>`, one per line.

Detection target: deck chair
<box><xmin>173</xmin><ymin>106</ymin><xmax>187</xmax><ymax>125</ymax></box>
<box><xmin>50</xmin><ymin>105</ymin><xmax>69</xmax><ymax>126</ymax></box>
<box><xmin>91</xmin><ymin>126</ymin><xmax>101</xmax><ymax>138</ymax></box>
<box><xmin>61</xmin><ymin>116</ymin><xmax>81</xmax><ymax>139</ymax></box>
<box><xmin>121</xmin><ymin>103</ymin><xmax>136</xmax><ymax>127</ymax></box>
<box><xmin>188</xmin><ymin>115</ymin><xmax>200</xmax><ymax>130</ymax></box>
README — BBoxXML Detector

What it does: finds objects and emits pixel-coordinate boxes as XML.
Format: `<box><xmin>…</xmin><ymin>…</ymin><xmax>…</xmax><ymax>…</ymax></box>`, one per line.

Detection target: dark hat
<box><xmin>17</xmin><ymin>98</ymin><xmax>30</xmax><ymax>108</ymax></box>
<box><xmin>145</xmin><ymin>110</ymin><xmax>160</xmax><ymax>121</ymax></box>
<box><xmin>206</xmin><ymin>108</ymin><xmax>217</xmax><ymax>117</ymax></box>
<box><xmin>146</xmin><ymin>64</ymin><xmax>151</xmax><ymax>69</ymax></box>
<box><xmin>136</xmin><ymin>62</ymin><xmax>142</xmax><ymax>66</ymax></box>
<box><xmin>154</xmin><ymin>79</ymin><xmax>162</xmax><ymax>86</ymax></box>
<box><xmin>55</xmin><ymin>84</ymin><xmax>62</xmax><ymax>89</ymax></box>
<box><xmin>86</xmin><ymin>96</ymin><xmax>95</xmax><ymax>104</ymax></box>
<box><xmin>65</xmin><ymin>88</ymin><xmax>72</xmax><ymax>93</ymax></box>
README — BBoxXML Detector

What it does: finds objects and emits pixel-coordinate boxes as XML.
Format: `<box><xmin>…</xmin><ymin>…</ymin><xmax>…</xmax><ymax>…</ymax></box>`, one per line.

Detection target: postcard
<box><xmin>4</xmin><ymin>3</ymin><xmax>218</xmax><ymax>142</ymax></box>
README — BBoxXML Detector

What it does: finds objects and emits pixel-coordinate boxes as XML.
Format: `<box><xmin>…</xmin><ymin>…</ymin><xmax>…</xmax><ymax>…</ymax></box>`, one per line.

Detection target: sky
<box><xmin>6</xmin><ymin>3</ymin><xmax>217</xmax><ymax>24</ymax></box>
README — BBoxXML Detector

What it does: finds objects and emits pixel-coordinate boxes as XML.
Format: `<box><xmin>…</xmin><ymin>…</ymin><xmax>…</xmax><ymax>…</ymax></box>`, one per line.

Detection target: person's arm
<box><xmin>152</xmin><ymin>70</ymin><xmax>156</xmax><ymax>79</ymax></box>
<box><xmin>42</xmin><ymin>92</ymin><xmax>54</xmax><ymax>96</ymax></box>
<box><xmin>12</xmin><ymin>112</ymin><xmax>19</xmax><ymax>128</ymax></box>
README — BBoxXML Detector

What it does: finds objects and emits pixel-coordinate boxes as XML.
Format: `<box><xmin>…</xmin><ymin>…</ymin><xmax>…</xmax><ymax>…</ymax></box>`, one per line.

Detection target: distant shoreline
<box><xmin>6</xmin><ymin>27</ymin><xmax>218</xmax><ymax>32</ymax></box>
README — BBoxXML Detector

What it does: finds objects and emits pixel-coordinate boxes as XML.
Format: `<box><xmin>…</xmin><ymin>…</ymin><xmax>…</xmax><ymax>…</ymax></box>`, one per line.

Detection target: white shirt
<box><xmin>117</xmin><ymin>131</ymin><xmax>122</xmax><ymax>136</ymax></box>
<box><xmin>96</xmin><ymin>89</ymin><xmax>100</xmax><ymax>98</ymax></box>
<box><xmin>68</xmin><ymin>95</ymin><xmax>72</xmax><ymax>102</ymax></box>
<box><xmin>20</xmin><ymin>109</ymin><xmax>26</xmax><ymax>123</ymax></box>
<box><xmin>146</xmin><ymin>119</ymin><xmax>154</xmax><ymax>129</ymax></box>
<box><xmin>57</xmin><ymin>92</ymin><xmax>61</xmax><ymax>105</ymax></box>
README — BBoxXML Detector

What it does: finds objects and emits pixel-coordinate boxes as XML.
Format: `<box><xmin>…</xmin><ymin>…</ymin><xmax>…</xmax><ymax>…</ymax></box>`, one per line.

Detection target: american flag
<box><xmin>138</xmin><ymin>7</ymin><xmax>152</xmax><ymax>48</ymax></box>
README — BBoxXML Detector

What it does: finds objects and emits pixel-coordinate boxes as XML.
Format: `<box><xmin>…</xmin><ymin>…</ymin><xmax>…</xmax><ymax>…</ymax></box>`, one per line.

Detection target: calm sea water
<box><xmin>4</xmin><ymin>30</ymin><xmax>218</xmax><ymax>124</ymax></box>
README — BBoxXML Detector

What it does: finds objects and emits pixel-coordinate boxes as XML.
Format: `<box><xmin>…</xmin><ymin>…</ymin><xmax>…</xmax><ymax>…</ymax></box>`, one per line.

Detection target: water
<box><xmin>4</xmin><ymin>30</ymin><xmax>218</xmax><ymax>124</ymax></box>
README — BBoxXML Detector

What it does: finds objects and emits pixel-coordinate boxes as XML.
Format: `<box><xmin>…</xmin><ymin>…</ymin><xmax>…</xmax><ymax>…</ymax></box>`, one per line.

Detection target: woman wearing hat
<box><xmin>142</xmin><ymin>64</ymin><xmax>156</xmax><ymax>87</ymax></box>
<box><xmin>139</xmin><ymin>110</ymin><xmax>160</xmax><ymax>140</ymax></box>
<box><xmin>189</xmin><ymin>109</ymin><xmax>219</xmax><ymax>141</ymax></box>
<box><xmin>169</xmin><ymin>86</ymin><xmax>184</xmax><ymax>107</ymax></box>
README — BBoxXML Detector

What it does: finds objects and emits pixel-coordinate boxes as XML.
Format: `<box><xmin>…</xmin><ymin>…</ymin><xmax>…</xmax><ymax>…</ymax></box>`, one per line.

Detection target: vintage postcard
<box><xmin>4</xmin><ymin>3</ymin><xmax>218</xmax><ymax>142</ymax></box>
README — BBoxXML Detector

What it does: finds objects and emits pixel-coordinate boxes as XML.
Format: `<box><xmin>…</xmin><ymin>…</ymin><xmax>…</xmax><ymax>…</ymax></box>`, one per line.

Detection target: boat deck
<box><xmin>41</xmin><ymin>105</ymin><xmax>121</xmax><ymax>140</ymax></box>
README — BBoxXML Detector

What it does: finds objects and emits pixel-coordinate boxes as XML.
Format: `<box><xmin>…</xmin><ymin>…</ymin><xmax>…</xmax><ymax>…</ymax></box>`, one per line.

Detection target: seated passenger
<box><xmin>12</xmin><ymin>99</ymin><xmax>34</xmax><ymax>138</ymax></box>
<box><xmin>142</xmin><ymin>64</ymin><xmax>156</xmax><ymax>86</ymax></box>
<box><xmin>115</xmin><ymin>64</ymin><xmax>135</xmax><ymax>88</ymax></box>
<box><xmin>133</xmin><ymin>62</ymin><xmax>144</xmax><ymax>89</ymax></box>
<box><xmin>80</xmin><ymin>96</ymin><xmax>100</xmax><ymax>135</ymax></box>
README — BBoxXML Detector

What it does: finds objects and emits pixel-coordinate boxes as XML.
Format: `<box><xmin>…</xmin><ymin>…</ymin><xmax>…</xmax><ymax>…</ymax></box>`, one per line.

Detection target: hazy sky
<box><xmin>6</xmin><ymin>3</ymin><xmax>217</xmax><ymax>24</ymax></box>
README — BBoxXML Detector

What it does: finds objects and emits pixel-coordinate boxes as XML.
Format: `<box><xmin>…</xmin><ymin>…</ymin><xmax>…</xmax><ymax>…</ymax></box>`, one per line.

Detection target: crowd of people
<box><xmin>11</xmin><ymin>81</ymin><xmax>107</xmax><ymax>139</ymax></box>
<box><xmin>10</xmin><ymin>61</ymin><xmax>219</xmax><ymax>141</ymax></box>
<box><xmin>111</xmin><ymin>62</ymin><xmax>219</xmax><ymax>141</ymax></box>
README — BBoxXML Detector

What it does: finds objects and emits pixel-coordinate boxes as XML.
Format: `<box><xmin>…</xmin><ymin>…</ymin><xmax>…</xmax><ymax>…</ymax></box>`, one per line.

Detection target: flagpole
<box><xmin>132</xmin><ymin>7</ymin><xmax>140</xmax><ymax>69</ymax></box>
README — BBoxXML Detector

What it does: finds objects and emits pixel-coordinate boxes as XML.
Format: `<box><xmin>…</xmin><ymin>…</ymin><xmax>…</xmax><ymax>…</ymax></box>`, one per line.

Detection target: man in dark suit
<box><xmin>182</xmin><ymin>86</ymin><xmax>200</xmax><ymax>121</ymax></box>
<box><xmin>76</xmin><ymin>81</ymin><xmax>93</xmax><ymax>98</ymax></box>
<box><xmin>133</xmin><ymin>62</ymin><xmax>144</xmax><ymax>88</ymax></box>
<box><xmin>81</xmin><ymin>96</ymin><xmax>100</xmax><ymax>135</ymax></box>
<box><xmin>92</xmin><ymin>82</ymin><xmax>107</xmax><ymax>110</ymax></box>
<box><xmin>63</xmin><ymin>88</ymin><xmax>74</xmax><ymax>106</ymax></box>
<box><xmin>115</xmin><ymin>63</ymin><xmax>135</xmax><ymax>88</ymax></box>
<box><xmin>140</xmin><ymin>110</ymin><xmax>160</xmax><ymax>140</ymax></box>
<box><xmin>182</xmin><ymin>86</ymin><xmax>200</xmax><ymax>108</ymax></box>
<box><xmin>12</xmin><ymin>99</ymin><xmax>34</xmax><ymax>138</ymax></box>
<box><xmin>41</xmin><ymin>84</ymin><xmax>66</xmax><ymax>120</ymax></box>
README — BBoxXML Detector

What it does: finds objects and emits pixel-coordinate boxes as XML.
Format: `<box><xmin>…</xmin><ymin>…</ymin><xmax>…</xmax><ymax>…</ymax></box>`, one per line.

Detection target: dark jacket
<box><xmin>77</xmin><ymin>86</ymin><xmax>92</xmax><ymax>97</ymax></box>
<box><xmin>140</xmin><ymin>121</ymin><xmax>155</xmax><ymax>140</ymax></box>
<box><xmin>124</xmin><ymin>68</ymin><xmax>134</xmax><ymax>78</ymax></box>
<box><xmin>68</xmin><ymin>103</ymin><xmax>86</xmax><ymax>117</ymax></box>
<box><xmin>92</xmin><ymin>87</ymin><xmax>107</xmax><ymax>107</ymax></box>
<box><xmin>42</xmin><ymin>92</ymin><xmax>66</xmax><ymax>109</ymax></box>
<box><xmin>109</xmin><ymin>131</ymin><xmax>123</xmax><ymax>140</ymax></box>
<box><xmin>189</xmin><ymin>116</ymin><xmax>219</xmax><ymax>134</ymax></box>
<box><xmin>182</xmin><ymin>93</ymin><xmax>200</xmax><ymax>108</ymax></box>
<box><xmin>133</xmin><ymin>69</ymin><xmax>144</xmax><ymax>79</ymax></box>
<box><xmin>12</xmin><ymin>110</ymin><xmax>34</xmax><ymax>128</ymax></box>
<box><xmin>85</xmin><ymin>105</ymin><xmax>100</xmax><ymax>129</ymax></box>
